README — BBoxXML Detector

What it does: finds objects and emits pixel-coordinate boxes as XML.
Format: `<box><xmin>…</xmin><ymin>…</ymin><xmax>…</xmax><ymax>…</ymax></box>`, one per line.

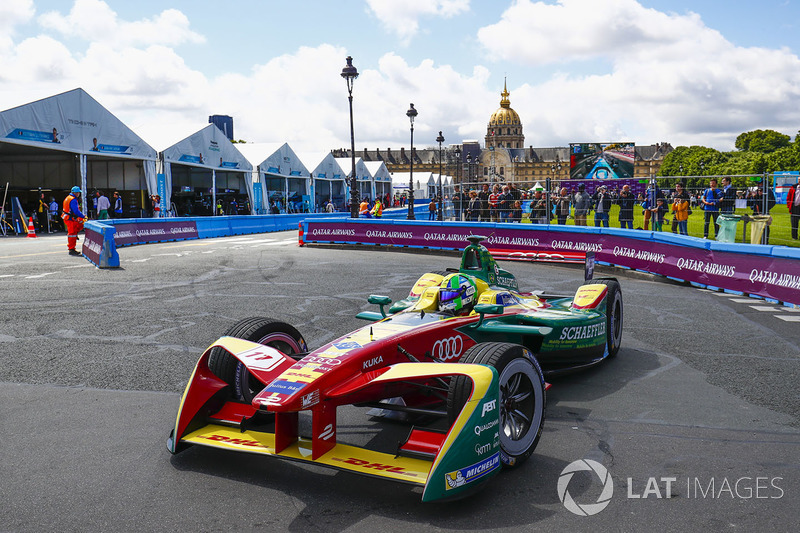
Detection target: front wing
<box><xmin>168</xmin><ymin>338</ymin><xmax>503</xmax><ymax>502</ymax></box>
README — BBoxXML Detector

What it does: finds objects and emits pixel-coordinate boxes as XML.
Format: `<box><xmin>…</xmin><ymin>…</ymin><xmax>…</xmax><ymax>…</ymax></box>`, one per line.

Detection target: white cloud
<box><xmin>365</xmin><ymin>0</ymin><xmax>470</xmax><ymax>44</ymax></box>
<box><xmin>477</xmin><ymin>0</ymin><xmax>800</xmax><ymax>149</ymax></box>
<box><xmin>38</xmin><ymin>0</ymin><xmax>204</xmax><ymax>48</ymax></box>
<box><xmin>0</xmin><ymin>0</ymin><xmax>35</xmax><ymax>50</ymax></box>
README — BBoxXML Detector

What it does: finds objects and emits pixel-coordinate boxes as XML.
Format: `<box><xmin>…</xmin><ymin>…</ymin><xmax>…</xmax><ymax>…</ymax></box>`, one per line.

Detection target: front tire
<box><xmin>207</xmin><ymin>317</ymin><xmax>307</xmax><ymax>402</ymax></box>
<box><xmin>448</xmin><ymin>342</ymin><xmax>546</xmax><ymax>467</ymax></box>
<box><xmin>593</xmin><ymin>279</ymin><xmax>623</xmax><ymax>357</ymax></box>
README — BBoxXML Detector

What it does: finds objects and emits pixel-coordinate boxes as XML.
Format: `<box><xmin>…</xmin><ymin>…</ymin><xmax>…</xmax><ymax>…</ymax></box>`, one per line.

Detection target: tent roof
<box><xmin>0</xmin><ymin>87</ymin><xmax>156</xmax><ymax>160</ymax></box>
<box><xmin>162</xmin><ymin>124</ymin><xmax>252</xmax><ymax>172</ymax></box>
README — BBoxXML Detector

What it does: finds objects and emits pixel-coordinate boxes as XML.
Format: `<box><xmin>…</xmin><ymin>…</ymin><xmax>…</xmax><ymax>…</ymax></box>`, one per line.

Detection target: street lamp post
<box><xmin>466</xmin><ymin>153</ymin><xmax>472</xmax><ymax>185</ymax></box>
<box><xmin>454</xmin><ymin>146</ymin><xmax>461</xmax><ymax>186</ymax></box>
<box><xmin>406</xmin><ymin>103</ymin><xmax>417</xmax><ymax>220</ymax></box>
<box><xmin>548</xmin><ymin>162</ymin><xmax>561</xmax><ymax>225</ymax></box>
<box><xmin>436</xmin><ymin>131</ymin><xmax>444</xmax><ymax>221</ymax></box>
<box><xmin>341</xmin><ymin>56</ymin><xmax>359</xmax><ymax>218</ymax></box>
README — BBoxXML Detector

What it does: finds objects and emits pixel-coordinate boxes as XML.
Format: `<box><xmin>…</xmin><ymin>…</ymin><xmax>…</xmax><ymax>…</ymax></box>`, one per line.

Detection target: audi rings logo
<box><xmin>432</xmin><ymin>335</ymin><xmax>463</xmax><ymax>361</ymax></box>
<box><xmin>557</xmin><ymin>459</ymin><xmax>614</xmax><ymax>516</ymax></box>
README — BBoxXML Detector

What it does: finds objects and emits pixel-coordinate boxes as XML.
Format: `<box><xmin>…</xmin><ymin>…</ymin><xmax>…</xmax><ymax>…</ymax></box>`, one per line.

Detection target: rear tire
<box><xmin>447</xmin><ymin>342</ymin><xmax>546</xmax><ymax>467</ymax></box>
<box><xmin>207</xmin><ymin>317</ymin><xmax>307</xmax><ymax>402</ymax></box>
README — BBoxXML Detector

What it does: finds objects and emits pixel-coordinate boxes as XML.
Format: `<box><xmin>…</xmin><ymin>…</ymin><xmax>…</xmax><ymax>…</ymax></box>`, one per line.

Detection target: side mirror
<box><xmin>367</xmin><ymin>294</ymin><xmax>393</xmax><ymax>318</ymax></box>
<box><xmin>473</xmin><ymin>303</ymin><xmax>503</xmax><ymax>328</ymax></box>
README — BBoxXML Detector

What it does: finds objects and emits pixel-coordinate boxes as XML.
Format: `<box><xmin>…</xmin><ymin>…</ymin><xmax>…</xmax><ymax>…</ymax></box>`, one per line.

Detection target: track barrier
<box><xmin>300</xmin><ymin>218</ymin><xmax>800</xmax><ymax>306</ymax></box>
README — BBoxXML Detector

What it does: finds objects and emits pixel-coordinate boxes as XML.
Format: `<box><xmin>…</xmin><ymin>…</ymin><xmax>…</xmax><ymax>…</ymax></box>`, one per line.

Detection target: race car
<box><xmin>168</xmin><ymin>236</ymin><xmax>623</xmax><ymax>502</ymax></box>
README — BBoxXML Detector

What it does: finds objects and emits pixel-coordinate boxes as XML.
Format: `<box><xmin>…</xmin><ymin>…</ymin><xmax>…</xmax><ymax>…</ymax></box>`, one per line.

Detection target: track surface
<box><xmin>1</xmin><ymin>231</ymin><xmax>798</xmax><ymax>531</ymax></box>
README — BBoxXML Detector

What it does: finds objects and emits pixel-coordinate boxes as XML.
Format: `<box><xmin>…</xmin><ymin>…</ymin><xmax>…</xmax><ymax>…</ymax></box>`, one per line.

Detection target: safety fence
<box><xmin>300</xmin><ymin>218</ymin><xmax>800</xmax><ymax>306</ymax></box>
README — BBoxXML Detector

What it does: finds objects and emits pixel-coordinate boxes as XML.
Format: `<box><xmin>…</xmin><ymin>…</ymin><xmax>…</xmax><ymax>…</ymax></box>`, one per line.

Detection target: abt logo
<box><xmin>481</xmin><ymin>399</ymin><xmax>496</xmax><ymax>417</ymax></box>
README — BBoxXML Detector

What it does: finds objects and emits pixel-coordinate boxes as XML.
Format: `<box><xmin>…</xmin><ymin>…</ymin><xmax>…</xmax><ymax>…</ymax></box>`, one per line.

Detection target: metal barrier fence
<box><xmin>440</xmin><ymin>174</ymin><xmax>799</xmax><ymax>248</ymax></box>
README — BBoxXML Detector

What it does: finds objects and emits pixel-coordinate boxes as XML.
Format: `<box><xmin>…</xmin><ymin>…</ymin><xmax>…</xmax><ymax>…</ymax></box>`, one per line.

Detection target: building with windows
<box><xmin>333</xmin><ymin>82</ymin><xmax>673</xmax><ymax>190</ymax></box>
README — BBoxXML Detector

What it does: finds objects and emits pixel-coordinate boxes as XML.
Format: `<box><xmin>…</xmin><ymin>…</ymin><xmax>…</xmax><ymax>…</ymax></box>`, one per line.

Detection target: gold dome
<box><xmin>488</xmin><ymin>80</ymin><xmax>521</xmax><ymax>127</ymax></box>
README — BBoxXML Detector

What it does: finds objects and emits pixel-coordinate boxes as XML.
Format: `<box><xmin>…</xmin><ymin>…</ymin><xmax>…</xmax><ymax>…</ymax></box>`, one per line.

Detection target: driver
<box><xmin>438</xmin><ymin>274</ymin><xmax>478</xmax><ymax>316</ymax></box>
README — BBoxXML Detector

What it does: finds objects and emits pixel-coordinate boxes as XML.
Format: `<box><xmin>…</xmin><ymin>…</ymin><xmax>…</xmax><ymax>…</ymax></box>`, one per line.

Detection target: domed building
<box><xmin>486</xmin><ymin>79</ymin><xmax>524</xmax><ymax>150</ymax></box>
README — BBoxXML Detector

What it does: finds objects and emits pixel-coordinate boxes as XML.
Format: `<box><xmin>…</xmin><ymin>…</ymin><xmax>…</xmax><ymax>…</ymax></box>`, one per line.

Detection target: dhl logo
<box><xmin>201</xmin><ymin>434</ymin><xmax>264</xmax><ymax>448</ymax></box>
<box><xmin>332</xmin><ymin>457</ymin><xmax>418</xmax><ymax>477</ymax></box>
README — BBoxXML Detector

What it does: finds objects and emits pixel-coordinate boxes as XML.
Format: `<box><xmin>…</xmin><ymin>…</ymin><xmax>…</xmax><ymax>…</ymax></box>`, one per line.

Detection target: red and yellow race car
<box><xmin>168</xmin><ymin>236</ymin><xmax>623</xmax><ymax>502</ymax></box>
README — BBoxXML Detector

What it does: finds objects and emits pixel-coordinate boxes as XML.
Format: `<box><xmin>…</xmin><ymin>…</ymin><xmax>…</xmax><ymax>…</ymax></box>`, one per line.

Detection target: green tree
<box><xmin>734</xmin><ymin>129</ymin><xmax>790</xmax><ymax>153</ymax></box>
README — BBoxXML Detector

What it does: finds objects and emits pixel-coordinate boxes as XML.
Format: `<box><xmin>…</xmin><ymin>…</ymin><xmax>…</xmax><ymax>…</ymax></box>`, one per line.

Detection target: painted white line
<box><xmin>775</xmin><ymin>315</ymin><xmax>800</xmax><ymax>322</ymax></box>
<box><xmin>63</xmin><ymin>264</ymin><xmax>93</xmax><ymax>268</ymax></box>
<box><xmin>749</xmin><ymin>305</ymin><xmax>778</xmax><ymax>312</ymax></box>
<box><xmin>729</xmin><ymin>298</ymin><xmax>759</xmax><ymax>303</ymax></box>
<box><xmin>0</xmin><ymin>274</ymin><xmax>15</xmax><ymax>278</ymax></box>
<box><xmin>25</xmin><ymin>272</ymin><xmax>57</xmax><ymax>279</ymax></box>
<box><xmin>128</xmin><ymin>258</ymin><xmax>151</xmax><ymax>263</ymax></box>
<box><xmin>785</xmin><ymin>308</ymin><xmax>800</xmax><ymax>313</ymax></box>
<box><xmin>250</xmin><ymin>241</ymin><xmax>297</xmax><ymax>247</ymax></box>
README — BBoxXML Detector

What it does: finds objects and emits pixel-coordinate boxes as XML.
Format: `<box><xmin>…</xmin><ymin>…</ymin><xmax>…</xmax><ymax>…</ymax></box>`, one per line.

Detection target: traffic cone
<box><xmin>26</xmin><ymin>216</ymin><xmax>37</xmax><ymax>238</ymax></box>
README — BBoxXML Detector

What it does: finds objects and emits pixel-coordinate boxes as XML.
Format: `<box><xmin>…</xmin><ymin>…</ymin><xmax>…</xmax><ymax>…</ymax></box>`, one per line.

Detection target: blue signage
<box><xmin>157</xmin><ymin>173</ymin><xmax>167</xmax><ymax>213</ymax></box>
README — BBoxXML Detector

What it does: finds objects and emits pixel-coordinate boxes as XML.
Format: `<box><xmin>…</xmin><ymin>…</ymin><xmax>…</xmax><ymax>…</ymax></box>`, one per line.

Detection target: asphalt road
<box><xmin>1</xmin><ymin>231</ymin><xmax>798</xmax><ymax>532</ymax></box>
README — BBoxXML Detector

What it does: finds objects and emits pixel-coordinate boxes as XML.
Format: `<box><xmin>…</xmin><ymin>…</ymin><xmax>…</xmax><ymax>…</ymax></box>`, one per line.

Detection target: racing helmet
<box><xmin>71</xmin><ymin>186</ymin><xmax>81</xmax><ymax>194</ymax></box>
<box><xmin>438</xmin><ymin>274</ymin><xmax>477</xmax><ymax>314</ymax></box>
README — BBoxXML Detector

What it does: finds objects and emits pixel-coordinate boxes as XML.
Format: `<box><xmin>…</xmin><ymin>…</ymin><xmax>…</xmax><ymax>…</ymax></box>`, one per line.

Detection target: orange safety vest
<box><xmin>62</xmin><ymin>194</ymin><xmax>80</xmax><ymax>220</ymax></box>
<box><xmin>359</xmin><ymin>201</ymin><xmax>369</xmax><ymax>215</ymax></box>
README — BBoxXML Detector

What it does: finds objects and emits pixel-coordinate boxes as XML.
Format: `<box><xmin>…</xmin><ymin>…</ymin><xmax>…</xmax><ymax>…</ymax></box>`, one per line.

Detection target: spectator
<box><xmin>499</xmin><ymin>185</ymin><xmax>513</xmax><ymax>222</ymax></box>
<box><xmin>530</xmin><ymin>190</ymin><xmax>548</xmax><ymax>223</ymax></box>
<box><xmin>573</xmin><ymin>184</ymin><xmax>591</xmax><ymax>226</ymax></box>
<box><xmin>37</xmin><ymin>191</ymin><xmax>48</xmax><ymax>231</ymax></box>
<box><xmin>466</xmin><ymin>190</ymin><xmax>480</xmax><ymax>222</ymax></box>
<box><xmin>670</xmin><ymin>183</ymin><xmax>690</xmax><ymax>233</ymax></box>
<box><xmin>510</xmin><ymin>200</ymin><xmax>522</xmax><ymax>222</ymax></box>
<box><xmin>720</xmin><ymin>177</ymin><xmax>737</xmax><ymax>214</ymax></box>
<box><xmin>488</xmin><ymin>185</ymin><xmax>500</xmax><ymax>222</ymax></box>
<box><xmin>325</xmin><ymin>198</ymin><xmax>335</xmax><ymax>213</ymax></box>
<box><xmin>555</xmin><ymin>187</ymin><xmax>570</xmax><ymax>225</ymax></box>
<box><xmin>478</xmin><ymin>184</ymin><xmax>490</xmax><ymax>221</ymax></box>
<box><xmin>48</xmin><ymin>196</ymin><xmax>62</xmax><ymax>232</ymax></box>
<box><xmin>701</xmin><ymin>178</ymin><xmax>723</xmax><ymax>238</ymax></box>
<box><xmin>428</xmin><ymin>197</ymin><xmax>436</xmax><ymax>221</ymax></box>
<box><xmin>671</xmin><ymin>192</ymin><xmax>690</xmax><ymax>235</ymax></box>
<box><xmin>651</xmin><ymin>197</ymin><xmax>667</xmax><ymax>231</ymax></box>
<box><xmin>452</xmin><ymin>185</ymin><xmax>466</xmax><ymax>221</ymax></box>
<box><xmin>593</xmin><ymin>186</ymin><xmax>612</xmax><ymax>227</ymax></box>
<box><xmin>787</xmin><ymin>177</ymin><xmax>800</xmax><ymax>240</ymax></box>
<box><xmin>617</xmin><ymin>184</ymin><xmax>635</xmax><ymax>229</ymax></box>
<box><xmin>150</xmin><ymin>194</ymin><xmax>162</xmax><ymax>218</ymax></box>
<box><xmin>113</xmin><ymin>191</ymin><xmax>123</xmax><ymax>218</ymax></box>
<box><xmin>96</xmin><ymin>190</ymin><xmax>111</xmax><ymax>220</ymax></box>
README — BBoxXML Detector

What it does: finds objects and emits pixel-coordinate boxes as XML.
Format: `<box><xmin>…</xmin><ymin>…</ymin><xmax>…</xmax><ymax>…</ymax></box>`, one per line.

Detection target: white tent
<box><xmin>364</xmin><ymin>161</ymin><xmax>392</xmax><ymax>202</ymax></box>
<box><xmin>390</xmin><ymin>171</ymin><xmax>431</xmax><ymax>199</ymax></box>
<box><xmin>240</xmin><ymin>143</ymin><xmax>311</xmax><ymax>214</ymax></box>
<box><xmin>0</xmin><ymin>88</ymin><xmax>157</xmax><ymax>215</ymax></box>
<box><xmin>298</xmin><ymin>152</ymin><xmax>347</xmax><ymax>212</ymax></box>
<box><xmin>161</xmin><ymin>124</ymin><xmax>253</xmax><ymax>215</ymax></box>
<box><xmin>334</xmin><ymin>156</ymin><xmax>371</xmax><ymax>205</ymax></box>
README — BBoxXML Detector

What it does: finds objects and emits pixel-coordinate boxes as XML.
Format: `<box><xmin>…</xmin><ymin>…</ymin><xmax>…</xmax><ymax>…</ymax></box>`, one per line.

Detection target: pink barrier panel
<box><xmin>302</xmin><ymin>220</ymin><xmax>800</xmax><ymax>305</ymax></box>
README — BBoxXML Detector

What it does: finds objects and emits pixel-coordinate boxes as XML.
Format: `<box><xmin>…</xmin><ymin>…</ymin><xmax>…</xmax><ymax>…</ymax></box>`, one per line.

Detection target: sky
<box><xmin>2</xmin><ymin>0</ymin><xmax>800</xmax><ymax>154</ymax></box>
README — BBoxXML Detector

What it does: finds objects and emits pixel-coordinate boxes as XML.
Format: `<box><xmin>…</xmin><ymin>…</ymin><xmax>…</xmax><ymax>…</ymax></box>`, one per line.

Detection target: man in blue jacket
<box><xmin>701</xmin><ymin>178</ymin><xmax>724</xmax><ymax>238</ymax></box>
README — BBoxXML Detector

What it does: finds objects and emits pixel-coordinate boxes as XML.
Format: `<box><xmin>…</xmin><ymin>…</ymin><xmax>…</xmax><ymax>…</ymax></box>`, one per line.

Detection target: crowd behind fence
<box><xmin>435</xmin><ymin>174</ymin><xmax>799</xmax><ymax>248</ymax></box>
